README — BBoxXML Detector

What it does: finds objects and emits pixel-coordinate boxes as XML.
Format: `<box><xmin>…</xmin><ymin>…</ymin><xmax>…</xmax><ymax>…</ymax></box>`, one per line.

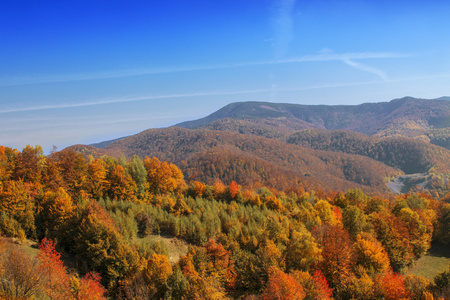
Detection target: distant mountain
<box><xmin>176</xmin><ymin>97</ymin><xmax>450</xmax><ymax>143</ymax></box>
<box><xmin>437</xmin><ymin>96</ymin><xmax>450</xmax><ymax>101</ymax></box>
<box><xmin>69</xmin><ymin>96</ymin><xmax>450</xmax><ymax>196</ymax></box>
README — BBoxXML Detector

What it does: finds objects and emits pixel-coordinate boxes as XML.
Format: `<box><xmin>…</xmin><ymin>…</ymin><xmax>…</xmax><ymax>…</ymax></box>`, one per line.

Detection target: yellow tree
<box><xmin>354</xmin><ymin>232</ymin><xmax>390</xmax><ymax>274</ymax></box>
<box><xmin>86</xmin><ymin>158</ymin><xmax>109</xmax><ymax>199</ymax></box>
<box><xmin>142</xmin><ymin>253</ymin><xmax>173</xmax><ymax>298</ymax></box>
<box><xmin>315</xmin><ymin>200</ymin><xmax>333</xmax><ymax>224</ymax></box>
<box><xmin>0</xmin><ymin>179</ymin><xmax>35</xmax><ymax>236</ymax></box>
<box><xmin>38</xmin><ymin>187</ymin><xmax>75</xmax><ymax>235</ymax></box>
<box><xmin>291</xmin><ymin>270</ymin><xmax>333</xmax><ymax>300</ymax></box>
<box><xmin>144</xmin><ymin>156</ymin><xmax>185</xmax><ymax>195</ymax></box>
<box><xmin>0</xmin><ymin>146</ymin><xmax>18</xmax><ymax>181</ymax></box>
<box><xmin>107</xmin><ymin>164</ymin><xmax>137</xmax><ymax>201</ymax></box>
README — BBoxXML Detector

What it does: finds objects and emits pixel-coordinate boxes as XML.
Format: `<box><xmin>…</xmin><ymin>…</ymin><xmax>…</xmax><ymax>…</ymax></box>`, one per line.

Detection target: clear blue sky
<box><xmin>1</xmin><ymin>0</ymin><xmax>450</xmax><ymax>153</ymax></box>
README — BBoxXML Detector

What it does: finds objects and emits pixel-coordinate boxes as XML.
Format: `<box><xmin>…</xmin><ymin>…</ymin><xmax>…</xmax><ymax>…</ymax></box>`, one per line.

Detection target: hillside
<box><xmin>70</xmin><ymin>127</ymin><xmax>401</xmax><ymax>195</ymax></box>
<box><xmin>286</xmin><ymin>129</ymin><xmax>450</xmax><ymax>174</ymax></box>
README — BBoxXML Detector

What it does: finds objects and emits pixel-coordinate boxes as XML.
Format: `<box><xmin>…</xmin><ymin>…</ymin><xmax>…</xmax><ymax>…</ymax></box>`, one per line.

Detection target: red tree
<box><xmin>312</xmin><ymin>270</ymin><xmax>333</xmax><ymax>299</ymax></box>
<box><xmin>229</xmin><ymin>181</ymin><xmax>240</xmax><ymax>200</ymax></box>
<box><xmin>374</xmin><ymin>269</ymin><xmax>410</xmax><ymax>300</ymax></box>
<box><xmin>38</xmin><ymin>238</ymin><xmax>72</xmax><ymax>300</ymax></box>
<box><xmin>261</xmin><ymin>267</ymin><xmax>305</xmax><ymax>300</ymax></box>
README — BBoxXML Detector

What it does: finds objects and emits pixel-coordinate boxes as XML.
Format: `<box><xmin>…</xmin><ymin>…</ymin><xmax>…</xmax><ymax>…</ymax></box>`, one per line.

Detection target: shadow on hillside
<box><xmin>429</xmin><ymin>242</ymin><xmax>450</xmax><ymax>258</ymax></box>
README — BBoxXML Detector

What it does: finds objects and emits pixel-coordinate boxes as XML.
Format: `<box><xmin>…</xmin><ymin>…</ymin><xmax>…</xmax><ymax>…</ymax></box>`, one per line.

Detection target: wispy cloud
<box><xmin>2</xmin><ymin>71</ymin><xmax>448</xmax><ymax>114</ymax></box>
<box><xmin>342</xmin><ymin>59</ymin><xmax>388</xmax><ymax>80</ymax></box>
<box><xmin>0</xmin><ymin>51</ymin><xmax>410</xmax><ymax>87</ymax></box>
<box><xmin>0</xmin><ymin>90</ymin><xmax>269</xmax><ymax>113</ymax></box>
<box><xmin>0</xmin><ymin>79</ymin><xmax>401</xmax><ymax>114</ymax></box>
<box><xmin>272</xmin><ymin>0</ymin><xmax>297</xmax><ymax>58</ymax></box>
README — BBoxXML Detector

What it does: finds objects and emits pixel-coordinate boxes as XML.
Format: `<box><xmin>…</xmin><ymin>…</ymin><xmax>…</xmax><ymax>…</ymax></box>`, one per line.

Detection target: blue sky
<box><xmin>1</xmin><ymin>0</ymin><xmax>450</xmax><ymax>153</ymax></box>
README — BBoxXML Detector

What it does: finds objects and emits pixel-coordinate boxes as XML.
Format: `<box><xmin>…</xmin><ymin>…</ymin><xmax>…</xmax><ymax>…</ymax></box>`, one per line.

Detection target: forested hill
<box><xmin>74</xmin><ymin>96</ymin><xmax>450</xmax><ymax>196</ymax></box>
<box><xmin>71</xmin><ymin>127</ymin><xmax>401</xmax><ymax>195</ymax></box>
<box><xmin>286</xmin><ymin>129</ymin><xmax>450</xmax><ymax>175</ymax></box>
<box><xmin>176</xmin><ymin>97</ymin><xmax>450</xmax><ymax>143</ymax></box>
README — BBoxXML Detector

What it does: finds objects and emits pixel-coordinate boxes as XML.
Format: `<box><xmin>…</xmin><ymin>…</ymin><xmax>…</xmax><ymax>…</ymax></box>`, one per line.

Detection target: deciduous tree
<box><xmin>145</xmin><ymin>156</ymin><xmax>186</xmax><ymax>195</ymax></box>
<box><xmin>285</xmin><ymin>226</ymin><xmax>322</xmax><ymax>272</ymax></box>
<box><xmin>107</xmin><ymin>164</ymin><xmax>137</xmax><ymax>201</ymax></box>
<box><xmin>354</xmin><ymin>232</ymin><xmax>390</xmax><ymax>274</ymax></box>
<box><xmin>373</xmin><ymin>269</ymin><xmax>410</xmax><ymax>300</ymax></box>
<box><xmin>313</xmin><ymin>225</ymin><xmax>356</xmax><ymax>288</ymax></box>
<box><xmin>260</xmin><ymin>267</ymin><xmax>305</xmax><ymax>300</ymax></box>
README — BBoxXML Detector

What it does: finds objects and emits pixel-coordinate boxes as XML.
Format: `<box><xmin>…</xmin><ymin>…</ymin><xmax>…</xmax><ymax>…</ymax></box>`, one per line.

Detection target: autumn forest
<box><xmin>1</xmin><ymin>143</ymin><xmax>450</xmax><ymax>300</ymax></box>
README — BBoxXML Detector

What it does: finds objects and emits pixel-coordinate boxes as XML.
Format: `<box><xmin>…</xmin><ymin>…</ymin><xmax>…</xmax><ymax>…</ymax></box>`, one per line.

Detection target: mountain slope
<box><xmin>69</xmin><ymin>127</ymin><xmax>401</xmax><ymax>195</ymax></box>
<box><xmin>286</xmin><ymin>129</ymin><xmax>450</xmax><ymax>174</ymax></box>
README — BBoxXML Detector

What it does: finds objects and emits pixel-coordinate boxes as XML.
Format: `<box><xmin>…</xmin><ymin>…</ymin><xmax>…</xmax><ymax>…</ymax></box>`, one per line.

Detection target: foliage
<box><xmin>354</xmin><ymin>232</ymin><xmax>390</xmax><ymax>274</ymax></box>
<box><xmin>285</xmin><ymin>226</ymin><xmax>322</xmax><ymax>272</ymax></box>
<box><xmin>0</xmin><ymin>144</ymin><xmax>448</xmax><ymax>299</ymax></box>
<box><xmin>260</xmin><ymin>267</ymin><xmax>306</xmax><ymax>300</ymax></box>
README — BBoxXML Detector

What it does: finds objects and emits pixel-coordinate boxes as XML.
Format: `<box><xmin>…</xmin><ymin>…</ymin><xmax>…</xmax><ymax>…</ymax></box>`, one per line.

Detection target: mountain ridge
<box><xmin>176</xmin><ymin>97</ymin><xmax>450</xmax><ymax>138</ymax></box>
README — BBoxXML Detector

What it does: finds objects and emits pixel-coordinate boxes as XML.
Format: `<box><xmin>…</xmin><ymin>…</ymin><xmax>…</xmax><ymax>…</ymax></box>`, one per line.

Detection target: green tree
<box><xmin>128</xmin><ymin>155</ymin><xmax>148</xmax><ymax>200</ymax></box>
<box><xmin>343</xmin><ymin>205</ymin><xmax>367</xmax><ymax>238</ymax></box>
<box><xmin>398</xmin><ymin>208</ymin><xmax>431</xmax><ymax>258</ymax></box>
<box><xmin>60</xmin><ymin>199</ymin><xmax>139</xmax><ymax>288</ymax></box>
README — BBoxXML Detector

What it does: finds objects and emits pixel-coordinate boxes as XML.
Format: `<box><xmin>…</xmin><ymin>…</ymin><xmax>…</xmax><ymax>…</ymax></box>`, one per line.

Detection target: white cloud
<box><xmin>272</xmin><ymin>0</ymin><xmax>297</xmax><ymax>58</ymax></box>
<box><xmin>342</xmin><ymin>59</ymin><xmax>388</xmax><ymax>80</ymax></box>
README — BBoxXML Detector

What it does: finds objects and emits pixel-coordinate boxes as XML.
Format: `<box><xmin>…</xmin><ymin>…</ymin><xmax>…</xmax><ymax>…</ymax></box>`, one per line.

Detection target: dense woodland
<box><xmin>71</xmin><ymin>124</ymin><xmax>450</xmax><ymax>198</ymax></box>
<box><xmin>1</xmin><ymin>145</ymin><xmax>450</xmax><ymax>299</ymax></box>
<box><xmin>70</xmin><ymin>127</ymin><xmax>403</xmax><ymax>196</ymax></box>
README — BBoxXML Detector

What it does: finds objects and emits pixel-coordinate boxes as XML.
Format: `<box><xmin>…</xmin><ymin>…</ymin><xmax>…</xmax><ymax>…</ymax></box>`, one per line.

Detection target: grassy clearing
<box><xmin>141</xmin><ymin>234</ymin><xmax>190</xmax><ymax>264</ymax></box>
<box><xmin>405</xmin><ymin>242</ymin><xmax>450</xmax><ymax>280</ymax></box>
<box><xmin>0</xmin><ymin>237</ymin><xmax>39</xmax><ymax>257</ymax></box>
